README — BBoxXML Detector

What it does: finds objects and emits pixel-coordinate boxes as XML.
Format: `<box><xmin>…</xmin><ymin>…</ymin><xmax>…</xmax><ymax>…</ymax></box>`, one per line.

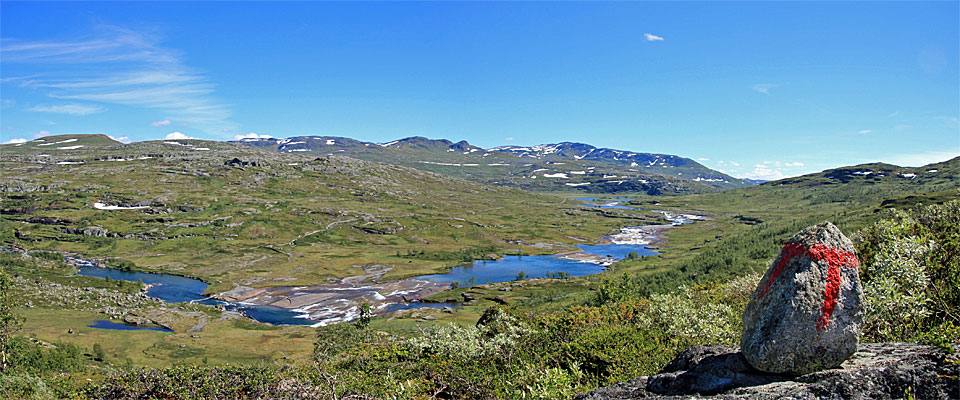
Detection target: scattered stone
<box><xmin>123</xmin><ymin>314</ymin><xmax>152</xmax><ymax>325</ymax></box>
<box><xmin>225</xmin><ymin>158</ymin><xmax>259</xmax><ymax>167</ymax></box>
<box><xmin>27</xmin><ymin>216</ymin><xmax>71</xmax><ymax>225</ymax></box>
<box><xmin>82</xmin><ymin>226</ymin><xmax>109</xmax><ymax>237</ymax></box>
<box><xmin>575</xmin><ymin>343</ymin><xmax>960</xmax><ymax>399</ymax></box>
<box><xmin>486</xmin><ymin>296</ymin><xmax>509</xmax><ymax>305</ymax></box>
<box><xmin>740</xmin><ymin>222</ymin><xmax>863</xmax><ymax>375</ymax></box>
<box><xmin>645</xmin><ymin>345</ymin><xmax>787</xmax><ymax>396</ymax></box>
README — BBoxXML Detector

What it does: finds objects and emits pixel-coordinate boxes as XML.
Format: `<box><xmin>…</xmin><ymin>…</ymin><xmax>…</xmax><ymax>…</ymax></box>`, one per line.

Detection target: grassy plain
<box><xmin>3</xmin><ymin>135</ymin><xmax>957</xmax><ymax>372</ymax></box>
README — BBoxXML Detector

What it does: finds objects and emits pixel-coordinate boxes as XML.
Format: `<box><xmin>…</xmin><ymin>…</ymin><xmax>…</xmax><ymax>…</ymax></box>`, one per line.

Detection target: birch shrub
<box><xmin>857</xmin><ymin>200</ymin><xmax>960</xmax><ymax>346</ymax></box>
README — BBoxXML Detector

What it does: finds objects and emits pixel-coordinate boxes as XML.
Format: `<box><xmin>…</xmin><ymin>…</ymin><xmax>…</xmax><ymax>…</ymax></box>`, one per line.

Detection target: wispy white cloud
<box><xmin>165</xmin><ymin>131</ymin><xmax>194</xmax><ymax>140</ymax></box>
<box><xmin>740</xmin><ymin>160</ymin><xmax>806</xmax><ymax>180</ymax></box>
<box><xmin>505</xmin><ymin>137</ymin><xmax>515</xmax><ymax>141</ymax></box>
<box><xmin>151</xmin><ymin>119</ymin><xmax>171</xmax><ymax>127</ymax></box>
<box><xmin>3</xmin><ymin>138</ymin><xmax>27</xmax><ymax>144</ymax></box>
<box><xmin>233</xmin><ymin>132</ymin><xmax>272</xmax><ymax>140</ymax></box>
<box><xmin>743</xmin><ymin>164</ymin><xmax>785</xmax><ymax>181</ymax></box>
<box><xmin>759</xmin><ymin>160</ymin><xmax>804</xmax><ymax>168</ymax></box>
<box><xmin>2</xmin><ymin>25</ymin><xmax>235</xmax><ymax>135</ymax></box>
<box><xmin>888</xmin><ymin>110</ymin><xmax>900</xmax><ymax>117</ymax></box>
<box><xmin>752</xmin><ymin>83</ymin><xmax>778</xmax><ymax>95</ymax></box>
<box><xmin>858</xmin><ymin>129</ymin><xmax>872</xmax><ymax>134</ymax></box>
<box><xmin>697</xmin><ymin>157</ymin><xmax>709</xmax><ymax>161</ymax></box>
<box><xmin>643</xmin><ymin>33</ymin><xmax>664</xmax><ymax>42</ymax></box>
<box><xmin>34</xmin><ymin>130</ymin><xmax>50</xmax><ymax>138</ymax></box>
<box><xmin>28</xmin><ymin>103</ymin><xmax>105</xmax><ymax>116</ymax></box>
<box><xmin>108</xmin><ymin>135</ymin><xmax>131</xmax><ymax>144</ymax></box>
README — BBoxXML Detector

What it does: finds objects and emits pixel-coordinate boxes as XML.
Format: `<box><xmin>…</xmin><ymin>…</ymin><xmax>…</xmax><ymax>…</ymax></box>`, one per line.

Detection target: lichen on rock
<box><xmin>740</xmin><ymin>222</ymin><xmax>864</xmax><ymax>375</ymax></box>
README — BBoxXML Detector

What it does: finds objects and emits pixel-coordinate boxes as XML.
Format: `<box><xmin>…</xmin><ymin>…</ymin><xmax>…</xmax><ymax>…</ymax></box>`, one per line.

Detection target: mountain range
<box><xmin>233</xmin><ymin>135</ymin><xmax>753</xmax><ymax>195</ymax></box>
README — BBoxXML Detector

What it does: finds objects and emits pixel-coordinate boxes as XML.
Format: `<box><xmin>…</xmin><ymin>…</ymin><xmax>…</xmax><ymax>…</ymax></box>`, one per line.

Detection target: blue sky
<box><xmin>1</xmin><ymin>1</ymin><xmax>957</xmax><ymax>180</ymax></box>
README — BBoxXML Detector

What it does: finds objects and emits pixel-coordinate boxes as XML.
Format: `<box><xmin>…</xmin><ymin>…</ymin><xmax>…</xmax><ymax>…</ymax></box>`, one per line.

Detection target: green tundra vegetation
<box><xmin>1</xmin><ymin>135</ymin><xmax>958</xmax><ymax>399</ymax></box>
<box><xmin>1</xmin><ymin>135</ymin><xmax>654</xmax><ymax>292</ymax></box>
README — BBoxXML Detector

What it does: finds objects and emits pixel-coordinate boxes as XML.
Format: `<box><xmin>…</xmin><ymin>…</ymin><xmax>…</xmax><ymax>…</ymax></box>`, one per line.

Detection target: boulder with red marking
<box><xmin>741</xmin><ymin>222</ymin><xmax>864</xmax><ymax>375</ymax></box>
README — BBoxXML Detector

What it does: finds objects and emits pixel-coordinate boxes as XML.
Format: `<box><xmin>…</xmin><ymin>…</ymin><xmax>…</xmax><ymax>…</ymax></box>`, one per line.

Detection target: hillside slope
<box><xmin>235</xmin><ymin>135</ymin><xmax>751</xmax><ymax>194</ymax></box>
<box><xmin>1</xmin><ymin>135</ymin><xmax>643</xmax><ymax>293</ymax></box>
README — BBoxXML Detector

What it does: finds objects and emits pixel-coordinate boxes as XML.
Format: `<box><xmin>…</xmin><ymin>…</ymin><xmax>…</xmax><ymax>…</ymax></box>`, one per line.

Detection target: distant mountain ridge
<box><xmin>234</xmin><ymin>135</ymin><xmax>752</xmax><ymax>194</ymax></box>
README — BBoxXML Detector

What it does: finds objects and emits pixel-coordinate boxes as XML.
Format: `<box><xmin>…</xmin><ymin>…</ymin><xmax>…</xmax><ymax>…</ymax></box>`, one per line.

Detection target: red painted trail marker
<box><xmin>758</xmin><ymin>242</ymin><xmax>859</xmax><ymax>331</ymax></box>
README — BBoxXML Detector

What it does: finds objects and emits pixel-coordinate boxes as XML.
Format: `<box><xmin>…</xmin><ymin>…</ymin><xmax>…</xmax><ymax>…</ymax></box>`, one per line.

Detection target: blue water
<box><xmin>380</xmin><ymin>301</ymin><xmax>459</xmax><ymax>314</ymax></box>
<box><xmin>70</xmin><ymin>257</ymin><xmax>315</xmax><ymax>325</ymax></box>
<box><xmin>89</xmin><ymin>320</ymin><xmax>173</xmax><ymax>332</ymax></box>
<box><xmin>70</xmin><ymin>258</ymin><xmax>209</xmax><ymax>303</ymax></box>
<box><xmin>417</xmin><ymin>243</ymin><xmax>657</xmax><ymax>286</ymax></box>
<box><xmin>216</xmin><ymin>301</ymin><xmax>317</xmax><ymax>326</ymax></box>
<box><xmin>66</xmin><ymin>237</ymin><xmax>657</xmax><ymax>325</ymax></box>
<box><xmin>579</xmin><ymin>243</ymin><xmax>658</xmax><ymax>260</ymax></box>
<box><xmin>573</xmin><ymin>197</ymin><xmax>639</xmax><ymax>210</ymax></box>
<box><xmin>580</xmin><ymin>204</ymin><xmax>636</xmax><ymax>210</ymax></box>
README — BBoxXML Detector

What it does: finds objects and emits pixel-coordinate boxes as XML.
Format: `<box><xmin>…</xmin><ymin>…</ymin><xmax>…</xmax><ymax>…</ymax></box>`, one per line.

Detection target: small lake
<box><xmin>418</xmin><ymin>243</ymin><xmax>657</xmax><ymax>285</ymax></box>
<box><xmin>70</xmin><ymin>257</ymin><xmax>317</xmax><ymax>326</ymax></box>
<box><xmin>66</xmin><ymin>233</ymin><xmax>659</xmax><ymax>326</ymax></box>
<box><xmin>71</xmin><ymin>257</ymin><xmax>209</xmax><ymax>303</ymax></box>
<box><xmin>88</xmin><ymin>320</ymin><xmax>173</xmax><ymax>332</ymax></box>
<box><xmin>573</xmin><ymin>197</ymin><xmax>639</xmax><ymax>210</ymax></box>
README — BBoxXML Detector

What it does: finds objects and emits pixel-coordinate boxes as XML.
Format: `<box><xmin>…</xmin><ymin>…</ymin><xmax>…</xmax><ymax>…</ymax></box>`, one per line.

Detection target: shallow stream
<box><xmin>68</xmin><ymin>211</ymin><xmax>666</xmax><ymax>327</ymax></box>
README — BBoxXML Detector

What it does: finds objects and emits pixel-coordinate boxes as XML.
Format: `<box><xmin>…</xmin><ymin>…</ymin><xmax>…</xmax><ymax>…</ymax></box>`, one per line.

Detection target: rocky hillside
<box><xmin>0</xmin><ymin>134</ymin><xmax>644</xmax><ymax>294</ymax></box>
<box><xmin>576</xmin><ymin>343</ymin><xmax>959</xmax><ymax>399</ymax></box>
<box><xmin>234</xmin><ymin>135</ymin><xmax>751</xmax><ymax>194</ymax></box>
<box><xmin>772</xmin><ymin>157</ymin><xmax>959</xmax><ymax>189</ymax></box>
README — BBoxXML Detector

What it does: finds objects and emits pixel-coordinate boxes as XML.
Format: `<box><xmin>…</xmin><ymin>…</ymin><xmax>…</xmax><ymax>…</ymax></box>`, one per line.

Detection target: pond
<box><xmin>573</xmin><ymin>197</ymin><xmax>639</xmax><ymax>210</ymax></box>
<box><xmin>88</xmin><ymin>320</ymin><xmax>173</xmax><ymax>332</ymax></box>
<box><xmin>417</xmin><ymin>243</ymin><xmax>657</xmax><ymax>285</ymax></box>
<box><xmin>67</xmin><ymin>229</ymin><xmax>659</xmax><ymax>326</ymax></box>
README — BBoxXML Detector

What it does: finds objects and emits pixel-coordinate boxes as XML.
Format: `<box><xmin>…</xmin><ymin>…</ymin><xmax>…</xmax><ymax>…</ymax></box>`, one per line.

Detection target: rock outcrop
<box><xmin>575</xmin><ymin>343</ymin><xmax>959</xmax><ymax>399</ymax></box>
<box><xmin>741</xmin><ymin>222</ymin><xmax>864</xmax><ymax>374</ymax></box>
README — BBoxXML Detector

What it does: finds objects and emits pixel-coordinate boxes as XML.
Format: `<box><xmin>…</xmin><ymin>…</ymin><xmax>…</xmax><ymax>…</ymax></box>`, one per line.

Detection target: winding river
<box><xmin>68</xmin><ymin>198</ymin><xmax>677</xmax><ymax>328</ymax></box>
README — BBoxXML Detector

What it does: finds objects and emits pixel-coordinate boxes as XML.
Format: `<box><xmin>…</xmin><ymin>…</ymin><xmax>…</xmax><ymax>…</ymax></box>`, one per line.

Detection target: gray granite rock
<box><xmin>575</xmin><ymin>343</ymin><xmax>960</xmax><ymax>399</ymax></box>
<box><xmin>741</xmin><ymin>222</ymin><xmax>864</xmax><ymax>375</ymax></box>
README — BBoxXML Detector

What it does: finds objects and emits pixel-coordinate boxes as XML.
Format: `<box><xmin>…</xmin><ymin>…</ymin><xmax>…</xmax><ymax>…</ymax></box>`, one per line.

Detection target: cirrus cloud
<box><xmin>151</xmin><ymin>119</ymin><xmax>171</xmax><ymax>127</ymax></box>
<box><xmin>28</xmin><ymin>103</ymin><xmax>105</xmax><ymax>116</ymax></box>
<box><xmin>752</xmin><ymin>84</ymin><xmax>778</xmax><ymax>95</ymax></box>
<box><xmin>644</xmin><ymin>33</ymin><xmax>664</xmax><ymax>42</ymax></box>
<box><xmin>2</xmin><ymin>25</ymin><xmax>236</xmax><ymax>135</ymax></box>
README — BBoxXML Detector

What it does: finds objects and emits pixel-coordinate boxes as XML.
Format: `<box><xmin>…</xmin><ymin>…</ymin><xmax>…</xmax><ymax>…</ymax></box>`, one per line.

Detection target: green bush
<box><xmin>856</xmin><ymin>200</ymin><xmax>960</xmax><ymax>345</ymax></box>
<box><xmin>82</xmin><ymin>365</ymin><xmax>293</xmax><ymax>399</ymax></box>
<box><xmin>4</xmin><ymin>337</ymin><xmax>86</xmax><ymax>376</ymax></box>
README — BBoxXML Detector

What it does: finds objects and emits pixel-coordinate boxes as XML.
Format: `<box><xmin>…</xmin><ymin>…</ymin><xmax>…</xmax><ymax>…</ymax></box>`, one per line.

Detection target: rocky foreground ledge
<box><xmin>576</xmin><ymin>343</ymin><xmax>959</xmax><ymax>399</ymax></box>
